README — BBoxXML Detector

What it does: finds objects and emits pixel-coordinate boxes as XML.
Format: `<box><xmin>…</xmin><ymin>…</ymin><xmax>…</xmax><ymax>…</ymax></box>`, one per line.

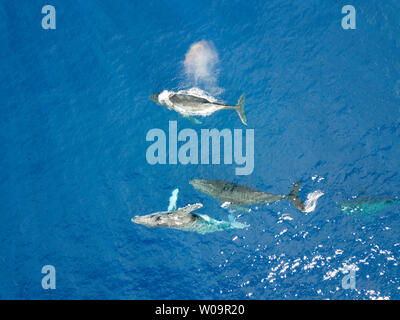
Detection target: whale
<box><xmin>190</xmin><ymin>179</ymin><xmax>306</xmax><ymax>212</ymax></box>
<box><xmin>339</xmin><ymin>195</ymin><xmax>400</xmax><ymax>215</ymax></box>
<box><xmin>131</xmin><ymin>203</ymin><xmax>249</xmax><ymax>234</ymax></box>
<box><xmin>150</xmin><ymin>90</ymin><xmax>247</xmax><ymax>125</ymax></box>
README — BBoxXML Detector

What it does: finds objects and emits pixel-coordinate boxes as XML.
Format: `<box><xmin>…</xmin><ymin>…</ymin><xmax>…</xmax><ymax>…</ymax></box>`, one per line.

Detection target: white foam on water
<box><xmin>280</xmin><ymin>214</ymin><xmax>293</xmax><ymax>221</ymax></box>
<box><xmin>167</xmin><ymin>188</ymin><xmax>179</xmax><ymax>212</ymax></box>
<box><xmin>303</xmin><ymin>190</ymin><xmax>324</xmax><ymax>213</ymax></box>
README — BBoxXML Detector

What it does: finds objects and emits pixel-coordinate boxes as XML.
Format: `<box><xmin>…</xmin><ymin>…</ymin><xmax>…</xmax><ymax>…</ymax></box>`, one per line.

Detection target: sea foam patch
<box><xmin>303</xmin><ymin>190</ymin><xmax>324</xmax><ymax>213</ymax></box>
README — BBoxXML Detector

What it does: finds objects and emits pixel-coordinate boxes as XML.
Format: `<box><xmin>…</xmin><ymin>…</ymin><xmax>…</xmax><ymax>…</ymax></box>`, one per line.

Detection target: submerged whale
<box><xmin>131</xmin><ymin>203</ymin><xmax>249</xmax><ymax>234</ymax></box>
<box><xmin>339</xmin><ymin>195</ymin><xmax>400</xmax><ymax>215</ymax></box>
<box><xmin>150</xmin><ymin>90</ymin><xmax>247</xmax><ymax>125</ymax></box>
<box><xmin>190</xmin><ymin>179</ymin><xmax>306</xmax><ymax>212</ymax></box>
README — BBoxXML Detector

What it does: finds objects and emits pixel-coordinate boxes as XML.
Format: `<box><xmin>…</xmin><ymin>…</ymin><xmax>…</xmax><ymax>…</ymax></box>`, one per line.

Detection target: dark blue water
<box><xmin>0</xmin><ymin>0</ymin><xmax>399</xmax><ymax>299</ymax></box>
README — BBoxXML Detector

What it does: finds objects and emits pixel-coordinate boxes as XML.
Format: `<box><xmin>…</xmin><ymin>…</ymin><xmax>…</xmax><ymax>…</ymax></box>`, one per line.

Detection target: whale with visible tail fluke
<box><xmin>190</xmin><ymin>179</ymin><xmax>306</xmax><ymax>212</ymax></box>
<box><xmin>150</xmin><ymin>89</ymin><xmax>247</xmax><ymax>125</ymax></box>
<box><xmin>131</xmin><ymin>203</ymin><xmax>249</xmax><ymax>234</ymax></box>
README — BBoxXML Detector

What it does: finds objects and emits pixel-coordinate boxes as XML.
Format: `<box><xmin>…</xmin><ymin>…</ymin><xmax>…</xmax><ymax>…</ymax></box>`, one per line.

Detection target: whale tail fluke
<box><xmin>235</xmin><ymin>94</ymin><xmax>247</xmax><ymax>126</ymax></box>
<box><xmin>287</xmin><ymin>181</ymin><xmax>306</xmax><ymax>212</ymax></box>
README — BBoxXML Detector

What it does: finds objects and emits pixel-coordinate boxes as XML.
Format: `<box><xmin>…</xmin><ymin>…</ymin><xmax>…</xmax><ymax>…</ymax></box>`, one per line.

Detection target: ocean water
<box><xmin>0</xmin><ymin>0</ymin><xmax>399</xmax><ymax>300</ymax></box>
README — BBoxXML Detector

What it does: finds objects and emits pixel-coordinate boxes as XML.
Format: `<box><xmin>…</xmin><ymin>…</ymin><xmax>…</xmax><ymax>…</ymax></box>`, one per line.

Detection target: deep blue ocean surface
<box><xmin>0</xmin><ymin>0</ymin><xmax>399</xmax><ymax>299</ymax></box>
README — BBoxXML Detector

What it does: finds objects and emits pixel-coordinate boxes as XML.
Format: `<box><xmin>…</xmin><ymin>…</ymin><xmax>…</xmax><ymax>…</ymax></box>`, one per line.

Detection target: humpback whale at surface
<box><xmin>339</xmin><ymin>195</ymin><xmax>400</xmax><ymax>215</ymax></box>
<box><xmin>190</xmin><ymin>179</ymin><xmax>306</xmax><ymax>212</ymax></box>
<box><xmin>150</xmin><ymin>89</ymin><xmax>247</xmax><ymax>125</ymax></box>
<box><xmin>131</xmin><ymin>203</ymin><xmax>249</xmax><ymax>234</ymax></box>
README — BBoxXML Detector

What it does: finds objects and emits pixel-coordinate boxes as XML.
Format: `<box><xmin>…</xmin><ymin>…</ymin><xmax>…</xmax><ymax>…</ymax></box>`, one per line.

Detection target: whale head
<box><xmin>190</xmin><ymin>178</ymin><xmax>216</xmax><ymax>194</ymax></box>
<box><xmin>149</xmin><ymin>93</ymin><xmax>161</xmax><ymax>105</ymax></box>
<box><xmin>131</xmin><ymin>212</ymin><xmax>168</xmax><ymax>228</ymax></box>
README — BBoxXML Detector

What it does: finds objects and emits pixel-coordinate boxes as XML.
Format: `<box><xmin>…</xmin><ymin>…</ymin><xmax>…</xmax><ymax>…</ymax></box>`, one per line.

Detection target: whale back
<box><xmin>151</xmin><ymin>203</ymin><xmax>202</xmax><ymax>228</ymax></box>
<box><xmin>190</xmin><ymin>179</ymin><xmax>284</xmax><ymax>205</ymax></box>
<box><xmin>340</xmin><ymin>197</ymin><xmax>399</xmax><ymax>215</ymax></box>
<box><xmin>170</xmin><ymin>94</ymin><xmax>211</xmax><ymax>105</ymax></box>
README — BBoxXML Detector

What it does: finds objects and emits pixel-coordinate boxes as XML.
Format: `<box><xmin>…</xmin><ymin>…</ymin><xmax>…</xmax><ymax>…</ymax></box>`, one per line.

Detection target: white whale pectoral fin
<box><xmin>221</xmin><ymin>202</ymin><xmax>231</xmax><ymax>208</ymax></box>
<box><xmin>188</xmin><ymin>203</ymin><xmax>203</xmax><ymax>211</ymax></box>
<box><xmin>221</xmin><ymin>202</ymin><xmax>249</xmax><ymax>212</ymax></box>
<box><xmin>197</xmin><ymin>214</ymin><xmax>211</xmax><ymax>222</ymax></box>
<box><xmin>178</xmin><ymin>203</ymin><xmax>203</xmax><ymax>215</ymax></box>
<box><xmin>184</xmin><ymin>115</ymin><xmax>202</xmax><ymax>124</ymax></box>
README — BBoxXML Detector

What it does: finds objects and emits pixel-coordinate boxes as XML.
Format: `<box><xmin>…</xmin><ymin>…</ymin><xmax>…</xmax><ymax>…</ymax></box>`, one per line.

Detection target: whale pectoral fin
<box><xmin>184</xmin><ymin>115</ymin><xmax>202</xmax><ymax>124</ymax></box>
<box><xmin>179</xmin><ymin>203</ymin><xmax>203</xmax><ymax>215</ymax></box>
<box><xmin>227</xmin><ymin>214</ymin><xmax>250</xmax><ymax>230</ymax></box>
<box><xmin>221</xmin><ymin>202</ymin><xmax>250</xmax><ymax>213</ymax></box>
